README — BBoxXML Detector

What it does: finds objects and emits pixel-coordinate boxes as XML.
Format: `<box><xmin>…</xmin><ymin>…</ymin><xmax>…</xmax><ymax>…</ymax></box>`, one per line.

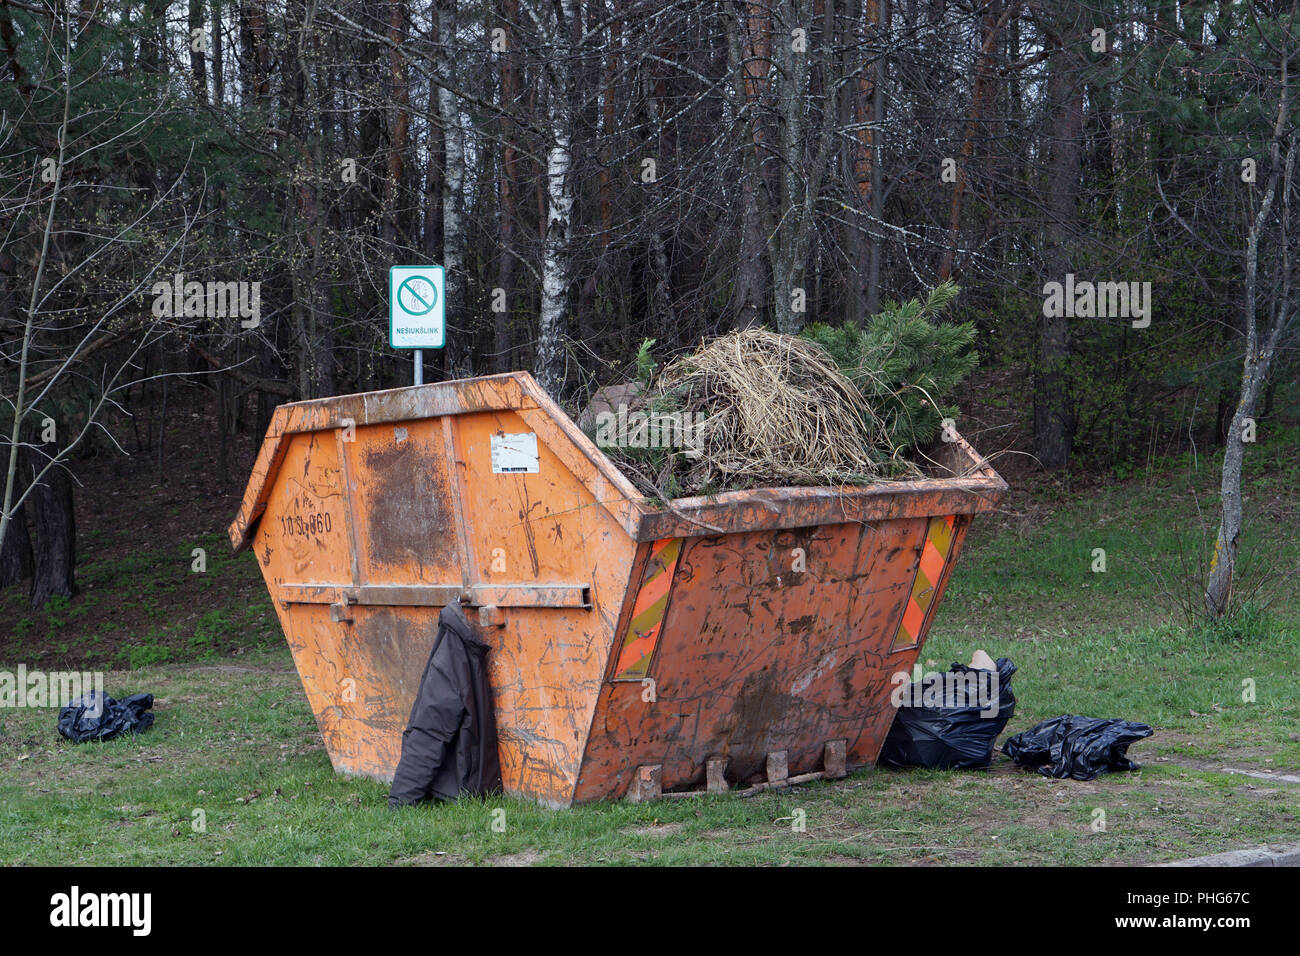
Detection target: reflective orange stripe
<box><xmin>892</xmin><ymin>515</ymin><xmax>957</xmax><ymax>651</ymax></box>
<box><xmin>634</xmin><ymin>559</ymin><xmax>674</xmax><ymax>614</ymax></box>
<box><xmin>899</xmin><ymin>598</ymin><xmax>925</xmax><ymax>642</ymax></box>
<box><xmin>614</xmin><ymin>538</ymin><xmax>682</xmax><ymax>680</ymax></box>
<box><xmin>919</xmin><ymin>539</ymin><xmax>945</xmax><ymax>585</ymax></box>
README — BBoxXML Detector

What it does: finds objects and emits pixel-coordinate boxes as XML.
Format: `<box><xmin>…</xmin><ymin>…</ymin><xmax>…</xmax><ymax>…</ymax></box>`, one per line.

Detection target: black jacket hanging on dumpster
<box><xmin>389</xmin><ymin>602</ymin><xmax>502</xmax><ymax>807</ymax></box>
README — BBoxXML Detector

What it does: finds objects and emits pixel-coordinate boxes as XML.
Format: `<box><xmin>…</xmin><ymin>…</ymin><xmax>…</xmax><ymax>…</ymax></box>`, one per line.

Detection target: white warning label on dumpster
<box><xmin>490</xmin><ymin>432</ymin><xmax>539</xmax><ymax>474</ymax></box>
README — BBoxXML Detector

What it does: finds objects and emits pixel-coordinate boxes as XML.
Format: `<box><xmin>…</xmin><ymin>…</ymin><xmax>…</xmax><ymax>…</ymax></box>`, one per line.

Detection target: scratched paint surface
<box><xmin>273</xmin><ymin>603</ymin><xmax>439</xmax><ymax>776</ymax></box>
<box><xmin>233</xmin><ymin>373</ymin><xmax>1001</xmax><ymax>807</ymax></box>
<box><xmin>255</xmin><ymin>432</ymin><xmax>424</xmax><ymax>775</ymax></box>
<box><xmin>452</xmin><ymin>410</ymin><xmax>634</xmax><ymax>805</ymax></box>
<box><xmin>256</xmin><ymin>432</ymin><xmax>351</xmax><ymax>586</ymax></box>
<box><xmin>574</xmin><ymin>515</ymin><xmax>972</xmax><ymax>802</ymax></box>
<box><xmin>248</xmin><ymin>393</ymin><xmax>637</xmax><ymax>806</ymax></box>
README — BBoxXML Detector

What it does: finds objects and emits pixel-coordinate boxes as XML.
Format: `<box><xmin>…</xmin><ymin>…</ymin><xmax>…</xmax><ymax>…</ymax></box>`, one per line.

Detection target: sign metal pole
<box><xmin>414</xmin><ymin>348</ymin><xmax>423</xmax><ymax>386</ymax></box>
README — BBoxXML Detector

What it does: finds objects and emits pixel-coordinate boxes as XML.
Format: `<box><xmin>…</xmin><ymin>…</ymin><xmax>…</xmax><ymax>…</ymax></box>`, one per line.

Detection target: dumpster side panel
<box><xmin>448</xmin><ymin>410</ymin><xmax>637</xmax><ymax>806</ymax></box>
<box><xmin>574</xmin><ymin>512</ymin><xmax>974</xmax><ymax>801</ymax></box>
<box><xmin>246</xmin><ymin>402</ymin><xmax>637</xmax><ymax>805</ymax></box>
<box><xmin>253</xmin><ymin>431</ymin><xmax>353</xmax><ymax>586</ymax></box>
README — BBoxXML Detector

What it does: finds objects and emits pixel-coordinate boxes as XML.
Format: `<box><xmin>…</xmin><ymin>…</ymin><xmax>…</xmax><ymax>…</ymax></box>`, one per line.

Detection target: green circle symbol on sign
<box><xmin>397</xmin><ymin>275</ymin><xmax>438</xmax><ymax>316</ymax></box>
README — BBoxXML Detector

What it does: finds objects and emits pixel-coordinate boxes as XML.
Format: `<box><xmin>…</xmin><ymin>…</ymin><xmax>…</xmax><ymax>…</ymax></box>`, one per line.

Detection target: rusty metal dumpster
<box><xmin>229</xmin><ymin>371</ymin><xmax>1006</xmax><ymax>807</ymax></box>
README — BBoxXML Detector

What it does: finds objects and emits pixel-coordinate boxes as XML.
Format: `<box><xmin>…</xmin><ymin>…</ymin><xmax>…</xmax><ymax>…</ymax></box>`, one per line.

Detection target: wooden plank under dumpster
<box><xmin>230</xmin><ymin>371</ymin><xmax>1006</xmax><ymax>807</ymax></box>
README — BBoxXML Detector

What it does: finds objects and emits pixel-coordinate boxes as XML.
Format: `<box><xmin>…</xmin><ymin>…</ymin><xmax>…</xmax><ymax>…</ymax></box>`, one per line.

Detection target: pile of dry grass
<box><xmin>609</xmin><ymin>329</ymin><xmax>921</xmax><ymax>497</ymax></box>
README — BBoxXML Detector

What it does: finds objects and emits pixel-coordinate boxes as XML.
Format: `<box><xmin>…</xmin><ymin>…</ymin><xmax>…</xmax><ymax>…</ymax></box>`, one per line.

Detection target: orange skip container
<box><xmin>230</xmin><ymin>372</ymin><xmax>1006</xmax><ymax>807</ymax></box>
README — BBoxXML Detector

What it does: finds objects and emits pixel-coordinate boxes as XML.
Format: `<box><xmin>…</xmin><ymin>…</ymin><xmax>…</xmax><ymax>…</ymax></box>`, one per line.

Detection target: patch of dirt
<box><xmin>485</xmin><ymin>850</ymin><xmax>544</xmax><ymax>867</ymax></box>
<box><xmin>621</xmin><ymin>822</ymin><xmax>685</xmax><ymax>838</ymax></box>
<box><xmin>398</xmin><ymin>850</ymin><xmax>466</xmax><ymax>866</ymax></box>
<box><xmin>1156</xmin><ymin>754</ymin><xmax>1300</xmax><ymax>783</ymax></box>
<box><xmin>1149</xmin><ymin>734</ymin><xmax>1300</xmax><ymax>776</ymax></box>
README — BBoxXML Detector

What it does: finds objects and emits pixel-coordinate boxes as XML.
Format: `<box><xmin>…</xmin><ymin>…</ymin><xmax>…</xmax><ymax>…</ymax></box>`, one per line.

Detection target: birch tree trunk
<box><xmin>532</xmin><ymin>0</ymin><xmax>576</xmax><ymax>398</ymax></box>
<box><xmin>422</xmin><ymin>78</ymin><xmax>444</xmax><ymax>264</ymax></box>
<box><xmin>438</xmin><ymin>0</ymin><xmax>468</xmax><ymax>376</ymax></box>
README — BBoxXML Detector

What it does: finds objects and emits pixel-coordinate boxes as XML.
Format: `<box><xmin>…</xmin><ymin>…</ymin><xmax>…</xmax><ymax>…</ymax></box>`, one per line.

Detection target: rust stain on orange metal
<box><xmin>231</xmin><ymin>372</ymin><xmax>1006</xmax><ymax>807</ymax></box>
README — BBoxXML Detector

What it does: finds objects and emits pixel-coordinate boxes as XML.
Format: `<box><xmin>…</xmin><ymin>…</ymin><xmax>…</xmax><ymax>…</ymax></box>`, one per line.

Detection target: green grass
<box><xmin>0</xmin><ymin>530</ymin><xmax>280</xmax><ymax>670</ymax></box>
<box><xmin>1</xmin><ymin>435</ymin><xmax>1298</xmax><ymax>865</ymax></box>
<box><xmin>934</xmin><ymin>432</ymin><xmax>1300</xmax><ymax>654</ymax></box>
<box><xmin>924</xmin><ymin>431</ymin><xmax>1300</xmax><ymax>773</ymax></box>
<box><xmin>1</xmin><ymin>648</ymin><xmax>1295</xmax><ymax>866</ymax></box>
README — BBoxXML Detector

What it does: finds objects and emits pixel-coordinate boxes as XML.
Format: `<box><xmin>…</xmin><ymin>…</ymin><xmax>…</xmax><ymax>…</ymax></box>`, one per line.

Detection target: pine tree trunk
<box><xmin>1033</xmin><ymin>34</ymin><xmax>1082</xmax><ymax>470</ymax></box>
<box><xmin>24</xmin><ymin>443</ymin><xmax>76</xmax><ymax>609</ymax></box>
<box><xmin>0</xmin><ymin>455</ymin><xmax>31</xmax><ymax>586</ymax></box>
<box><xmin>189</xmin><ymin>0</ymin><xmax>208</xmax><ymax>104</ymax></box>
<box><xmin>0</xmin><ymin>512</ymin><xmax>31</xmax><ymax>587</ymax></box>
<box><xmin>730</xmin><ymin>1</ymin><xmax>771</xmax><ymax>330</ymax></box>
<box><xmin>495</xmin><ymin>0</ymin><xmax>520</xmax><ymax>372</ymax></box>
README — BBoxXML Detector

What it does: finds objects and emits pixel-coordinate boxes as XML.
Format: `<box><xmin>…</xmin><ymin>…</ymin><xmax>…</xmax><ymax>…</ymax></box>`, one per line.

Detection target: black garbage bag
<box><xmin>1003</xmin><ymin>715</ymin><xmax>1153</xmax><ymax>780</ymax></box>
<box><xmin>57</xmin><ymin>691</ymin><xmax>155</xmax><ymax>743</ymax></box>
<box><xmin>879</xmin><ymin>657</ymin><xmax>1016</xmax><ymax>770</ymax></box>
